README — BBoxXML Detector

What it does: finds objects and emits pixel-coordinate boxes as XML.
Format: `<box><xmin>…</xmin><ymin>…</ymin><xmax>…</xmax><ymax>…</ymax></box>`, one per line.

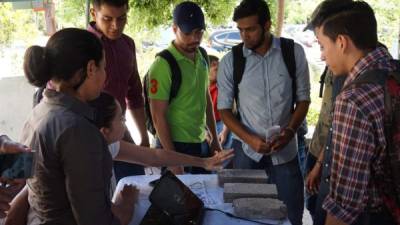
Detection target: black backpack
<box><xmin>143</xmin><ymin>47</ymin><xmax>209</xmax><ymax>135</ymax></box>
<box><xmin>319</xmin><ymin>66</ymin><xmax>328</xmax><ymax>98</ymax></box>
<box><xmin>232</xmin><ymin>37</ymin><xmax>297</xmax><ymax>114</ymax></box>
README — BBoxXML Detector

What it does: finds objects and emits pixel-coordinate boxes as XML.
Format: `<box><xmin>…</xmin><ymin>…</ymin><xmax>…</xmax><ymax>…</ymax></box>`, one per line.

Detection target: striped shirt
<box><xmin>322</xmin><ymin>46</ymin><xmax>399</xmax><ymax>224</ymax></box>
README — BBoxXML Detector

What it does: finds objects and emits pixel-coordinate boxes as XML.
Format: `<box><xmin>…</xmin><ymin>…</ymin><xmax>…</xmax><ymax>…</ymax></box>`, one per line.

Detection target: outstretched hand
<box><xmin>305</xmin><ymin>163</ymin><xmax>322</xmax><ymax>195</ymax></box>
<box><xmin>168</xmin><ymin>166</ymin><xmax>185</xmax><ymax>175</ymax></box>
<box><xmin>113</xmin><ymin>184</ymin><xmax>139</xmax><ymax>205</ymax></box>
<box><xmin>0</xmin><ymin>136</ymin><xmax>29</xmax><ymax>154</ymax></box>
<box><xmin>112</xmin><ymin>184</ymin><xmax>139</xmax><ymax>225</ymax></box>
<box><xmin>0</xmin><ymin>179</ymin><xmax>25</xmax><ymax>218</ymax></box>
<box><xmin>203</xmin><ymin>149</ymin><xmax>234</xmax><ymax>171</ymax></box>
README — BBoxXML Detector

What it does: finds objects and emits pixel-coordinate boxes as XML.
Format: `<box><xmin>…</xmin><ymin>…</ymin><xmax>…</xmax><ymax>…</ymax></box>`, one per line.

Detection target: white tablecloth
<box><xmin>115</xmin><ymin>174</ymin><xmax>291</xmax><ymax>225</ymax></box>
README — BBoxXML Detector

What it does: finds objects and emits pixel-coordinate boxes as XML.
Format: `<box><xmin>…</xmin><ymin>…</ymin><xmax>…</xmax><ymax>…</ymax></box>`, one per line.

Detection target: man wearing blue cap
<box><xmin>147</xmin><ymin>1</ymin><xmax>222</xmax><ymax>174</ymax></box>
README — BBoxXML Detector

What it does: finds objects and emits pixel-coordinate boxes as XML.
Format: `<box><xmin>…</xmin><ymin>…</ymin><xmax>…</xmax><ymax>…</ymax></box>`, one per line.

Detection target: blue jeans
<box><xmin>155</xmin><ymin>139</ymin><xmax>210</xmax><ymax>174</ymax></box>
<box><xmin>201</xmin><ymin>121</ymin><xmax>233</xmax><ymax>168</ymax></box>
<box><xmin>201</xmin><ymin>121</ymin><xmax>233</xmax><ymax>155</ymax></box>
<box><xmin>297</xmin><ymin>134</ymin><xmax>308</xmax><ymax>178</ymax></box>
<box><xmin>232</xmin><ymin>139</ymin><xmax>304</xmax><ymax>225</ymax></box>
<box><xmin>113</xmin><ymin>131</ymin><xmax>145</xmax><ymax>183</ymax></box>
<box><xmin>314</xmin><ymin>173</ymin><xmax>330</xmax><ymax>225</ymax></box>
<box><xmin>304</xmin><ymin>153</ymin><xmax>318</xmax><ymax>222</ymax></box>
<box><xmin>216</xmin><ymin>120</ymin><xmax>233</xmax><ymax>149</ymax></box>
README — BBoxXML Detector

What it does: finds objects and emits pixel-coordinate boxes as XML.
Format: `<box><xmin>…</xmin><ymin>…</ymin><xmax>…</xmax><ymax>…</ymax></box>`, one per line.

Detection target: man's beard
<box><xmin>249</xmin><ymin>27</ymin><xmax>266</xmax><ymax>51</ymax></box>
<box><xmin>184</xmin><ymin>43</ymin><xmax>200</xmax><ymax>53</ymax></box>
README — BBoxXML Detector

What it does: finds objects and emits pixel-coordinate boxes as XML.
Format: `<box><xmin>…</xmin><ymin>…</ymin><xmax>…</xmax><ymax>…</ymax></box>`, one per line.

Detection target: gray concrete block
<box><xmin>217</xmin><ymin>169</ymin><xmax>268</xmax><ymax>186</ymax></box>
<box><xmin>233</xmin><ymin>198</ymin><xmax>288</xmax><ymax>220</ymax></box>
<box><xmin>223</xmin><ymin>183</ymin><xmax>278</xmax><ymax>203</ymax></box>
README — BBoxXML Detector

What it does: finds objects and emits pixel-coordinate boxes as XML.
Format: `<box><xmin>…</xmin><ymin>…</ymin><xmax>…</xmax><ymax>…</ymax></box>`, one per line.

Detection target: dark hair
<box><xmin>88</xmin><ymin>92</ymin><xmax>118</xmax><ymax>129</ymax></box>
<box><xmin>24</xmin><ymin>28</ymin><xmax>103</xmax><ymax>88</ymax></box>
<box><xmin>322</xmin><ymin>1</ymin><xmax>377</xmax><ymax>50</ymax></box>
<box><xmin>208</xmin><ymin>55</ymin><xmax>219</xmax><ymax>63</ymax></box>
<box><xmin>233</xmin><ymin>0</ymin><xmax>270</xmax><ymax>26</ymax></box>
<box><xmin>305</xmin><ymin>0</ymin><xmax>353</xmax><ymax>31</ymax></box>
<box><xmin>92</xmin><ymin>0</ymin><xmax>129</xmax><ymax>9</ymax></box>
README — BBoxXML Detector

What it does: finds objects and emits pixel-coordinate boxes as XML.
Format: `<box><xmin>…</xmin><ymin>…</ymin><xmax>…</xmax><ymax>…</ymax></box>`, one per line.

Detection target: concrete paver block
<box><xmin>223</xmin><ymin>183</ymin><xmax>278</xmax><ymax>203</ymax></box>
<box><xmin>233</xmin><ymin>198</ymin><xmax>288</xmax><ymax>220</ymax></box>
<box><xmin>217</xmin><ymin>169</ymin><xmax>268</xmax><ymax>186</ymax></box>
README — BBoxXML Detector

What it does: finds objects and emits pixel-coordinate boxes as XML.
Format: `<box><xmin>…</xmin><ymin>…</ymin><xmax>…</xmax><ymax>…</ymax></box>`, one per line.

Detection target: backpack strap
<box><xmin>348</xmin><ymin>69</ymin><xmax>387</xmax><ymax>86</ymax></box>
<box><xmin>198</xmin><ymin>46</ymin><xmax>209</xmax><ymax>67</ymax></box>
<box><xmin>157</xmin><ymin>49</ymin><xmax>181</xmax><ymax>101</ymax></box>
<box><xmin>319</xmin><ymin>66</ymin><xmax>328</xmax><ymax>98</ymax></box>
<box><xmin>343</xmin><ymin>69</ymin><xmax>392</xmax><ymax>125</ymax></box>
<box><xmin>280</xmin><ymin>37</ymin><xmax>297</xmax><ymax>111</ymax></box>
<box><xmin>232</xmin><ymin>43</ymin><xmax>246</xmax><ymax>106</ymax></box>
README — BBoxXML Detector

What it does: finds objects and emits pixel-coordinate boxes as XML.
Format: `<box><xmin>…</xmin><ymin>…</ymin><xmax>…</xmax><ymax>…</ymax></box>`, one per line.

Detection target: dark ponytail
<box><xmin>23</xmin><ymin>28</ymin><xmax>103</xmax><ymax>88</ymax></box>
<box><xmin>23</xmin><ymin>46</ymin><xmax>51</xmax><ymax>87</ymax></box>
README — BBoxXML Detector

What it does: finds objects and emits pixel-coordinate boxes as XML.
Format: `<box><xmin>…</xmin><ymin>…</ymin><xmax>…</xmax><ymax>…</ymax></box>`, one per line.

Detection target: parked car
<box><xmin>282</xmin><ymin>24</ymin><xmax>317</xmax><ymax>48</ymax></box>
<box><xmin>208</xmin><ymin>29</ymin><xmax>242</xmax><ymax>52</ymax></box>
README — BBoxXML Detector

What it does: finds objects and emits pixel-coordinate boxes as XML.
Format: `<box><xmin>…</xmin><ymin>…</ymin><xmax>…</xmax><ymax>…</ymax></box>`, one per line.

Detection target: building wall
<box><xmin>0</xmin><ymin>76</ymin><xmax>35</xmax><ymax>140</ymax></box>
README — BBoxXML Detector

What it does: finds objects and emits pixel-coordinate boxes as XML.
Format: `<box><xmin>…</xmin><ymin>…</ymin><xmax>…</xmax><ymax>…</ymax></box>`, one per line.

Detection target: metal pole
<box><xmin>85</xmin><ymin>0</ymin><xmax>90</xmax><ymax>28</ymax></box>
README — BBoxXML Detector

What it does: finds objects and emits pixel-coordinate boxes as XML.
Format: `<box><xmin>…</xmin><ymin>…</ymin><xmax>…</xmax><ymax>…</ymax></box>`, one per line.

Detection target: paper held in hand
<box><xmin>266</xmin><ymin>125</ymin><xmax>281</xmax><ymax>142</ymax></box>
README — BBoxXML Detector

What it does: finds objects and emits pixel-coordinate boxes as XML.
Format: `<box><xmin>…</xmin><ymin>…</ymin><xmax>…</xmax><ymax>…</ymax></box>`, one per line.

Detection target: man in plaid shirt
<box><xmin>315</xmin><ymin>1</ymin><xmax>399</xmax><ymax>225</ymax></box>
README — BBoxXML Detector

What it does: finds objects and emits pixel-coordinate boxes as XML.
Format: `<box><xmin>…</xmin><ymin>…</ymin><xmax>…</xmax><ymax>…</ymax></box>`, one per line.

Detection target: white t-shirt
<box><xmin>108</xmin><ymin>141</ymin><xmax>120</xmax><ymax>159</ymax></box>
<box><xmin>108</xmin><ymin>142</ymin><xmax>120</xmax><ymax>198</ymax></box>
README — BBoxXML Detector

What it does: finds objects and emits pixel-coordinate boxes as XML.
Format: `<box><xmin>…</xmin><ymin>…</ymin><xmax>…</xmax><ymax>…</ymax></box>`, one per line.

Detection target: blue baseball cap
<box><xmin>173</xmin><ymin>1</ymin><xmax>205</xmax><ymax>33</ymax></box>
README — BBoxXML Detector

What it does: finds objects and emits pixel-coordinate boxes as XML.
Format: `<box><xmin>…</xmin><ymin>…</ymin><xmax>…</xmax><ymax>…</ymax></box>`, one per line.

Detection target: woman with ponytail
<box><xmin>18</xmin><ymin>28</ymin><xmax>135</xmax><ymax>225</ymax></box>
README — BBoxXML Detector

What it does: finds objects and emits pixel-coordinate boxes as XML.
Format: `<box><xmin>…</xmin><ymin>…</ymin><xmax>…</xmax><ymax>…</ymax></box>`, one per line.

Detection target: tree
<box><xmin>0</xmin><ymin>3</ymin><xmax>39</xmax><ymax>47</ymax></box>
<box><xmin>54</xmin><ymin>0</ymin><xmax>237</xmax><ymax>32</ymax></box>
<box><xmin>284</xmin><ymin>0</ymin><xmax>400</xmax><ymax>53</ymax></box>
<box><xmin>128</xmin><ymin>0</ymin><xmax>235</xmax><ymax>31</ymax></box>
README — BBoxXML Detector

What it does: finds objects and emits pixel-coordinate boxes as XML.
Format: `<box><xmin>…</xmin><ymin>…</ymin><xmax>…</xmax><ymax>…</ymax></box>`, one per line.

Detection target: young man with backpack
<box><xmin>147</xmin><ymin>1</ymin><xmax>222</xmax><ymax>175</ymax></box>
<box><xmin>217</xmin><ymin>0</ymin><xmax>310</xmax><ymax>224</ymax></box>
<box><xmin>303</xmin><ymin>1</ymin><xmax>351</xmax><ymax>224</ymax></box>
<box><xmin>316</xmin><ymin>1</ymin><xmax>399</xmax><ymax>224</ymax></box>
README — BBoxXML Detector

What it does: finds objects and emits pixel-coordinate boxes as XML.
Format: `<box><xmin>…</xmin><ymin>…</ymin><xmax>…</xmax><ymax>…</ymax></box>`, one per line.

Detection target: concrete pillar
<box><xmin>275</xmin><ymin>0</ymin><xmax>285</xmax><ymax>37</ymax></box>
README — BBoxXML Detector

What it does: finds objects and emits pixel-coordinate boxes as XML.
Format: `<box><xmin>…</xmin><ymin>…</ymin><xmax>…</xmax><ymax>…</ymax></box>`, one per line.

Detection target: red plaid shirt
<box><xmin>322</xmin><ymin>46</ymin><xmax>399</xmax><ymax>224</ymax></box>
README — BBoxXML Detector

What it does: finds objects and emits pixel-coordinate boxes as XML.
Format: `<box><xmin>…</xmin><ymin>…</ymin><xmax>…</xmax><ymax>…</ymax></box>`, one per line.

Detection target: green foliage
<box><xmin>306</xmin><ymin>106</ymin><xmax>320</xmax><ymax>126</ymax></box>
<box><xmin>284</xmin><ymin>0</ymin><xmax>400</xmax><ymax>53</ymax></box>
<box><xmin>367</xmin><ymin>0</ymin><xmax>400</xmax><ymax>51</ymax></box>
<box><xmin>284</xmin><ymin>0</ymin><xmax>315</xmax><ymax>24</ymax></box>
<box><xmin>56</xmin><ymin>0</ymin><xmax>86</xmax><ymax>28</ymax></box>
<box><xmin>127</xmin><ymin>0</ymin><xmax>236</xmax><ymax>32</ymax></box>
<box><xmin>0</xmin><ymin>3</ymin><xmax>39</xmax><ymax>47</ymax></box>
<box><xmin>0</xmin><ymin>4</ymin><xmax>15</xmax><ymax>45</ymax></box>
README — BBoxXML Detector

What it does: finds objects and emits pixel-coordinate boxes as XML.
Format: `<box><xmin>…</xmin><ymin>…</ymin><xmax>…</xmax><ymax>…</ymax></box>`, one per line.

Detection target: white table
<box><xmin>115</xmin><ymin>174</ymin><xmax>291</xmax><ymax>225</ymax></box>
